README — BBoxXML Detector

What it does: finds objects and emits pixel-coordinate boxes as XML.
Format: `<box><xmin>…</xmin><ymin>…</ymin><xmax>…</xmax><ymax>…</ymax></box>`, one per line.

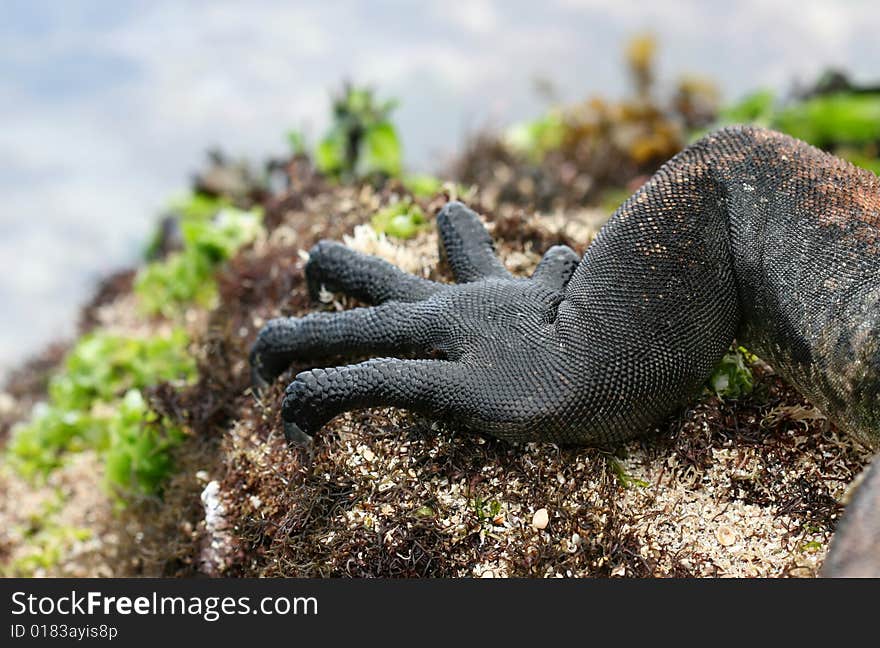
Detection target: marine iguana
<box><xmin>250</xmin><ymin>125</ymin><xmax>880</xmax><ymax>576</ymax></box>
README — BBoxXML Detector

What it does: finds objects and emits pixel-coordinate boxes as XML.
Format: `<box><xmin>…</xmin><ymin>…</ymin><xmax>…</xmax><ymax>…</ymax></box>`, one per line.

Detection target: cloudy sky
<box><xmin>1</xmin><ymin>0</ymin><xmax>878</xmax><ymax>376</ymax></box>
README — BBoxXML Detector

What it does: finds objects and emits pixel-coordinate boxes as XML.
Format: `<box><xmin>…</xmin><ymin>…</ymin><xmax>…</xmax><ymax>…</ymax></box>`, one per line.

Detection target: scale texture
<box><xmin>251</xmin><ymin>125</ymin><xmax>880</xmax><ymax>448</ymax></box>
<box><xmin>250</xmin><ymin>124</ymin><xmax>880</xmax><ymax>575</ymax></box>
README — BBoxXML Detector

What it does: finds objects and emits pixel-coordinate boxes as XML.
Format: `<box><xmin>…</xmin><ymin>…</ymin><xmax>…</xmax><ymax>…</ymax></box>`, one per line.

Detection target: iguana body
<box><xmin>250</xmin><ymin>125</ymin><xmax>880</xmax><ymax>573</ymax></box>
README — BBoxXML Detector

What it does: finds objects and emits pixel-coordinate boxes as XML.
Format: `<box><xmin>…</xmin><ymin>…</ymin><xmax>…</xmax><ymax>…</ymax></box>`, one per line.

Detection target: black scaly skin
<box><xmin>251</xmin><ymin>125</ymin><xmax>880</xmax><ymax>448</ymax></box>
<box><xmin>250</xmin><ymin>125</ymin><xmax>880</xmax><ymax>572</ymax></box>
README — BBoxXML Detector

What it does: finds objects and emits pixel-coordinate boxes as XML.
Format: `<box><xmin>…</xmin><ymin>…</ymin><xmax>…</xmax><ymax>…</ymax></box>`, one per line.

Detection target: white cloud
<box><xmin>435</xmin><ymin>0</ymin><xmax>499</xmax><ymax>34</ymax></box>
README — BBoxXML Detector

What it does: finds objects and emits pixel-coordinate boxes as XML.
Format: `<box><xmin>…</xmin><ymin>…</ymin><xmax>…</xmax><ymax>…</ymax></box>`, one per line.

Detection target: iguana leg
<box><xmin>305</xmin><ymin>240</ymin><xmax>440</xmax><ymax>304</ymax></box>
<box><xmin>252</xmin><ymin>127</ymin><xmax>880</xmax><ymax>453</ymax></box>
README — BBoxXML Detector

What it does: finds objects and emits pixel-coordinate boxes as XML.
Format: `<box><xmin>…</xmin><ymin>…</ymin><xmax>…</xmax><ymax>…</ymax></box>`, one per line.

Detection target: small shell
<box><xmin>716</xmin><ymin>525</ymin><xmax>737</xmax><ymax>546</ymax></box>
<box><xmin>532</xmin><ymin>508</ymin><xmax>550</xmax><ymax>530</ymax></box>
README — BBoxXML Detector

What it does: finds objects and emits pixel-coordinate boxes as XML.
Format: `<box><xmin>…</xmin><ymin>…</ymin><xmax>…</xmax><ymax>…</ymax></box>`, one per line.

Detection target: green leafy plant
<box><xmin>607</xmin><ymin>456</ymin><xmax>650</xmax><ymax>489</ymax></box>
<box><xmin>135</xmin><ymin>250</ymin><xmax>217</xmax><ymax>314</ymax></box>
<box><xmin>800</xmin><ymin>540</ymin><xmax>823</xmax><ymax>553</ymax></box>
<box><xmin>413</xmin><ymin>505</ymin><xmax>435</xmax><ymax>518</ymax></box>
<box><xmin>8</xmin><ymin>407</ymin><xmax>97</xmax><ymax>477</ymax></box>
<box><xmin>774</xmin><ymin>93</ymin><xmax>880</xmax><ymax>148</ymax></box>
<box><xmin>135</xmin><ymin>206</ymin><xmax>262</xmax><ymax>315</ymax></box>
<box><xmin>51</xmin><ymin>330</ymin><xmax>195</xmax><ymax>411</ymax></box>
<box><xmin>402</xmin><ymin>174</ymin><xmax>443</xmax><ymax>198</ymax></box>
<box><xmin>5</xmin><ymin>516</ymin><xmax>91</xmax><ymax>577</ymax></box>
<box><xmin>370</xmin><ymin>199</ymin><xmax>428</xmax><ymax>239</ymax></box>
<box><xmin>104</xmin><ymin>389</ymin><xmax>186</xmax><ymax>499</ymax></box>
<box><xmin>504</xmin><ymin>110</ymin><xmax>566</xmax><ymax>161</ymax></box>
<box><xmin>286</xmin><ymin>130</ymin><xmax>308</xmax><ymax>156</ymax></box>
<box><xmin>708</xmin><ymin>346</ymin><xmax>755</xmax><ymax>398</ymax></box>
<box><xmin>144</xmin><ymin>192</ymin><xmax>233</xmax><ymax>259</ymax></box>
<box><xmin>471</xmin><ymin>495</ymin><xmax>503</xmax><ymax>523</ymax></box>
<box><xmin>168</xmin><ymin>192</ymin><xmax>232</xmax><ymax>222</ymax></box>
<box><xmin>719</xmin><ymin>89</ymin><xmax>777</xmax><ymax>126</ymax></box>
<box><xmin>0</xmin><ymin>490</ymin><xmax>92</xmax><ymax>576</ymax></box>
<box><xmin>709</xmin><ymin>86</ymin><xmax>880</xmax><ymax>174</ymax></box>
<box><xmin>314</xmin><ymin>85</ymin><xmax>403</xmax><ymax>180</ymax></box>
<box><xmin>7</xmin><ymin>330</ymin><xmax>195</xmax><ymax>479</ymax></box>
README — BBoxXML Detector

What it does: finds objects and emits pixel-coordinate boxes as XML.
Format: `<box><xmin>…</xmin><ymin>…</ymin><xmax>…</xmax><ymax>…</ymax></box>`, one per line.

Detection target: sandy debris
<box><xmin>344</xmin><ymin>224</ymin><xmax>439</xmax><ymax>278</ymax></box>
<box><xmin>0</xmin><ymin>452</ymin><xmax>121</xmax><ymax>577</ymax></box>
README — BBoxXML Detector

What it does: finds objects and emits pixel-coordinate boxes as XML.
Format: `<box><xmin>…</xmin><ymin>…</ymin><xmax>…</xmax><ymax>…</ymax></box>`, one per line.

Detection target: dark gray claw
<box><xmin>283</xmin><ymin>420</ymin><xmax>314</xmax><ymax>446</ymax></box>
<box><xmin>251</xmin><ymin>361</ymin><xmax>270</xmax><ymax>394</ymax></box>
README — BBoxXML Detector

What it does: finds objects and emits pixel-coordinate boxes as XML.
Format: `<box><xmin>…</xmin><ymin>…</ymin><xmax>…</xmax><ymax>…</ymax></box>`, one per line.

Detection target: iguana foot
<box><xmin>250</xmin><ymin>201</ymin><xmax>579</xmax><ymax>444</ymax></box>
